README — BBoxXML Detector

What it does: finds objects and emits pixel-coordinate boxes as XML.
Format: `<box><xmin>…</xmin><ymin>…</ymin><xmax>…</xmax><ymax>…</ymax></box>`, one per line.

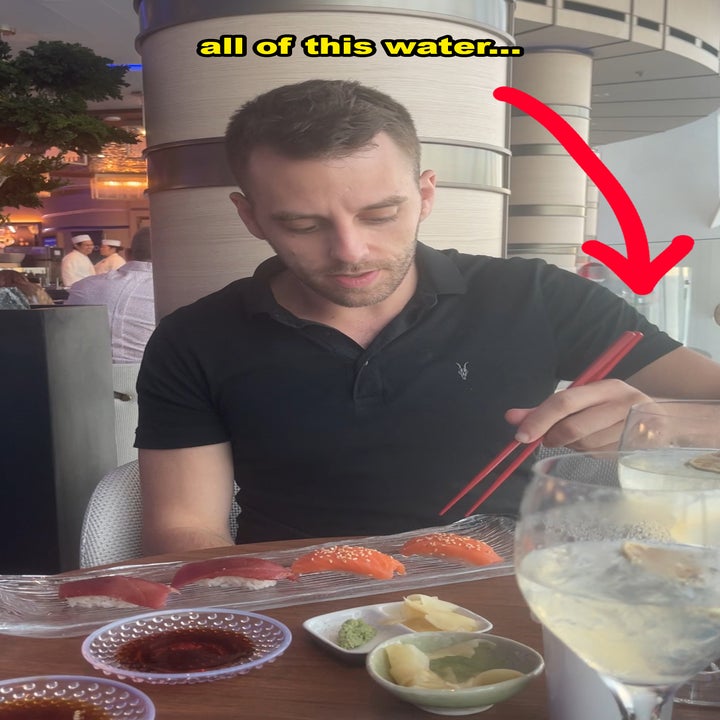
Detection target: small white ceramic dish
<box><xmin>82</xmin><ymin>607</ymin><xmax>292</xmax><ymax>684</ymax></box>
<box><xmin>303</xmin><ymin>601</ymin><xmax>492</xmax><ymax>662</ymax></box>
<box><xmin>366</xmin><ymin>631</ymin><xmax>544</xmax><ymax>715</ymax></box>
<box><xmin>0</xmin><ymin>675</ymin><xmax>155</xmax><ymax>718</ymax></box>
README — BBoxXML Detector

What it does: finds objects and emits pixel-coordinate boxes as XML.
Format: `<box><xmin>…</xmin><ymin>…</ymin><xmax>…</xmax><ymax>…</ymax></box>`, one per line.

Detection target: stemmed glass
<box><xmin>515</xmin><ymin>450</ymin><xmax>720</xmax><ymax>720</ymax></box>
<box><xmin>619</xmin><ymin>400</ymin><xmax>720</xmax><ymax>707</ymax></box>
<box><xmin>619</xmin><ymin>399</ymin><xmax>720</xmax><ymax>480</ymax></box>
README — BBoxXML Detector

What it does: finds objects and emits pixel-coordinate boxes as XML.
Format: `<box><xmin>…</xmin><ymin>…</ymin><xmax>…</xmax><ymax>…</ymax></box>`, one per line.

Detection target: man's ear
<box><xmin>229</xmin><ymin>192</ymin><xmax>266</xmax><ymax>240</ymax></box>
<box><xmin>418</xmin><ymin>170</ymin><xmax>436</xmax><ymax>222</ymax></box>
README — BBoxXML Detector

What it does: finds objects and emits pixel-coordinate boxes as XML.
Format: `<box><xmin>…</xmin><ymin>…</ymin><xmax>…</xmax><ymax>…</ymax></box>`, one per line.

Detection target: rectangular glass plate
<box><xmin>0</xmin><ymin>515</ymin><xmax>515</xmax><ymax>638</ymax></box>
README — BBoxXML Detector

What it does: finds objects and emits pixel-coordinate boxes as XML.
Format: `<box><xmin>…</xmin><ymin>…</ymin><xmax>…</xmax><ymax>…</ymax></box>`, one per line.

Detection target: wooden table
<box><xmin>0</xmin><ymin>541</ymin><xmax>711</xmax><ymax>719</ymax></box>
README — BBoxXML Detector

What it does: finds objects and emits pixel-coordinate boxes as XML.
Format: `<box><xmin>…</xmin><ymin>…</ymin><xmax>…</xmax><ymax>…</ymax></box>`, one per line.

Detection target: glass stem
<box><xmin>604</xmin><ymin>678</ymin><xmax>678</xmax><ymax>720</ymax></box>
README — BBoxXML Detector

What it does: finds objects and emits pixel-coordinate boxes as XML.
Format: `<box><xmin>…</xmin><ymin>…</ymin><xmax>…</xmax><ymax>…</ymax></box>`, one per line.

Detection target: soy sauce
<box><xmin>0</xmin><ymin>697</ymin><xmax>110</xmax><ymax>719</ymax></box>
<box><xmin>116</xmin><ymin>627</ymin><xmax>256</xmax><ymax>673</ymax></box>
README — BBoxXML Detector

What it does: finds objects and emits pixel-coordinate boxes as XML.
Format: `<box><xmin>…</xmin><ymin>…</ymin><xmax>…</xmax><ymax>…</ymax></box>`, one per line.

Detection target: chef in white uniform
<box><xmin>94</xmin><ymin>238</ymin><xmax>126</xmax><ymax>274</ymax></box>
<box><xmin>60</xmin><ymin>234</ymin><xmax>95</xmax><ymax>287</ymax></box>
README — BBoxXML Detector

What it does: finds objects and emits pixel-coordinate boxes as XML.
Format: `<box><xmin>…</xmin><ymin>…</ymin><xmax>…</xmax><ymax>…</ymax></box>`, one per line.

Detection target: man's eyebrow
<box><xmin>271</xmin><ymin>211</ymin><xmax>320</xmax><ymax>222</ymax></box>
<box><xmin>361</xmin><ymin>195</ymin><xmax>408</xmax><ymax>211</ymax></box>
<box><xmin>270</xmin><ymin>196</ymin><xmax>409</xmax><ymax>223</ymax></box>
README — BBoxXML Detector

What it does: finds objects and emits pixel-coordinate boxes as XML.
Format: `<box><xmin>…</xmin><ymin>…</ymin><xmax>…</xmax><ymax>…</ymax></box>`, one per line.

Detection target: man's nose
<box><xmin>328</xmin><ymin>223</ymin><xmax>370</xmax><ymax>264</ymax></box>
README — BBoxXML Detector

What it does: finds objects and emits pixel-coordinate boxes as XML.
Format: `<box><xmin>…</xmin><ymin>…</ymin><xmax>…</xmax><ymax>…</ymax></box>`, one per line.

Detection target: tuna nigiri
<box><xmin>400</xmin><ymin>533</ymin><xmax>503</xmax><ymax>566</ymax></box>
<box><xmin>291</xmin><ymin>545</ymin><xmax>406</xmax><ymax>580</ymax></box>
<box><xmin>171</xmin><ymin>556</ymin><xmax>295</xmax><ymax>589</ymax></box>
<box><xmin>58</xmin><ymin>575</ymin><xmax>176</xmax><ymax>609</ymax></box>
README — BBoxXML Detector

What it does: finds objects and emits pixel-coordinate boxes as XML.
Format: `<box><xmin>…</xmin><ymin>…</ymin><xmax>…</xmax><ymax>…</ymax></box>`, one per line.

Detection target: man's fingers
<box><xmin>504</xmin><ymin>407</ymin><xmax>533</xmax><ymax>428</ymax></box>
<box><xmin>545</xmin><ymin>419</ymin><xmax>627</xmax><ymax>452</ymax></box>
<box><xmin>509</xmin><ymin>380</ymin><xmax>649</xmax><ymax>447</ymax></box>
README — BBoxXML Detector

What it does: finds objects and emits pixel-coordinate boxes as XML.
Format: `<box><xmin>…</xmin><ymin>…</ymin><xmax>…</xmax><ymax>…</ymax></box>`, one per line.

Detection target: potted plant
<box><xmin>0</xmin><ymin>39</ymin><xmax>138</xmax><ymax>222</ymax></box>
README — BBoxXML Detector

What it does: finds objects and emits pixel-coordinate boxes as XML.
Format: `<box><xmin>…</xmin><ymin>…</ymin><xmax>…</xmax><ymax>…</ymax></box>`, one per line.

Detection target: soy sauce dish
<box><xmin>81</xmin><ymin>608</ymin><xmax>292</xmax><ymax>684</ymax></box>
<box><xmin>366</xmin><ymin>631</ymin><xmax>544</xmax><ymax>715</ymax></box>
<box><xmin>0</xmin><ymin>675</ymin><xmax>155</xmax><ymax>719</ymax></box>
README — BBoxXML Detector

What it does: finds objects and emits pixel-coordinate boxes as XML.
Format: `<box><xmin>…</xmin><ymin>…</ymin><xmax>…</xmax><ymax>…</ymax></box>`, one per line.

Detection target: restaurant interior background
<box><xmin>1</xmin><ymin>0</ymin><xmax>719</xmax><ymax>572</ymax></box>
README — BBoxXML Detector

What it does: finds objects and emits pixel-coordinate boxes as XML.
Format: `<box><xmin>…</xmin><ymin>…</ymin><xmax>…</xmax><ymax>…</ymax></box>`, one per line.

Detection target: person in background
<box><xmin>94</xmin><ymin>239</ymin><xmax>126</xmax><ymax>274</ymax></box>
<box><xmin>0</xmin><ymin>270</ymin><xmax>54</xmax><ymax>306</ymax></box>
<box><xmin>60</xmin><ymin>234</ymin><xmax>95</xmax><ymax>288</ymax></box>
<box><xmin>66</xmin><ymin>227</ymin><xmax>154</xmax><ymax>363</ymax></box>
<box><xmin>135</xmin><ymin>79</ymin><xmax>720</xmax><ymax>553</ymax></box>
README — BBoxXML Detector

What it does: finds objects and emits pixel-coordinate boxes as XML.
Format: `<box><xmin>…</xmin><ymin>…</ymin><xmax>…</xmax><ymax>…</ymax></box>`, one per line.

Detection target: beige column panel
<box><xmin>135</xmin><ymin>1</ymin><xmax>516</xmax><ymax>318</ymax></box>
<box><xmin>507</xmin><ymin>49</ymin><xmax>593</xmax><ymax>270</ymax></box>
<box><xmin>585</xmin><ymin>177</ymin><xmax>599</xmax><ymax>243</ymax></box>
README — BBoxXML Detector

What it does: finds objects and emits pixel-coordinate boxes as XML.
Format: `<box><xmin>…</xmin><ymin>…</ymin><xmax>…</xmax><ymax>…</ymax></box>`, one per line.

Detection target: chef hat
<box><xmin>102</xmin><ymin>239</ymin><xmax>122</xmax><ymax>247</ymax></box>
<box><xmin>72</xmin><ymin>234</ymin><xmax>93</xmax><ymax>245</ymax></box>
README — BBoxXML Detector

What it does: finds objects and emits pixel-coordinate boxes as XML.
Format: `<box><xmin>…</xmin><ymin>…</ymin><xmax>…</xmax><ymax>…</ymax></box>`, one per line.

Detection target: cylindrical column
<box><xmin>507</xmin><ymin>48</ymin><xmax>593</xmax><ymax>270</ymax></box>
<box><xmin>134</xmin><ymin>0</ymin><xmax>515</xmax><ymax>318</ymax></box>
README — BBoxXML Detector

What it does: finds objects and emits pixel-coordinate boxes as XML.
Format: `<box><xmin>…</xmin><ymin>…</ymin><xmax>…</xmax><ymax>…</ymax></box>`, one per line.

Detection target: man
<box><xmin>94</xmin><ymin>238</ymin><xmax>126</xmax><ymax>274</ymax></box>
<box><xmin>67</xmin><ymin>227</ymin><xmax>154</xmax><ymax>363</ymax></box>
<box><xmin>136</xmin><ymin>79</ymin><xmax>720</xmax><ymax>554</ymax></box>
<box><xmin>60</xmin><ymin>234</ymin><xmax>95</xmax><ymax>287</ymax></box>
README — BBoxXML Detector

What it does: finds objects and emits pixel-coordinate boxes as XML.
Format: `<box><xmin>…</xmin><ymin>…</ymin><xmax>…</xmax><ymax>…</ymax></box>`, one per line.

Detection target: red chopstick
<box><xmin>439</xmin><ymin>330</ymin><xmax>644</xmax><ymax>517</ymax></box>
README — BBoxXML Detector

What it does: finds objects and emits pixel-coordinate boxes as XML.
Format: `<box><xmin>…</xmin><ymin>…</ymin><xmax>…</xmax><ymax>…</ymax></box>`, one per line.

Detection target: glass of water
<box><xmin>516</xmin><ymin>450</ymin><xmax>720</xmax><ymax>720</ymax></box>
<box><xmin>619</xmin><ymin>400</ymin><xmax>720</xmax><ymax>707</ymax></box>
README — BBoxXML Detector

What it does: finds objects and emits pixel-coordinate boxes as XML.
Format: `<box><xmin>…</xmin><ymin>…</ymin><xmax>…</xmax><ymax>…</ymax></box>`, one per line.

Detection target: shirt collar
<box><xmin>414</xmin><ymin>242</ymin><xmax>468</xmax><ymax>296</ymax></box>
<box><xmin>245</xmin><ymin>255</ymin><xmax>286</xmax><ymax>316</ymax></box>
<box><xmin>244</xmin><ymin>242</ymin><xmax>467</xmax><ymax>317</ymax></box>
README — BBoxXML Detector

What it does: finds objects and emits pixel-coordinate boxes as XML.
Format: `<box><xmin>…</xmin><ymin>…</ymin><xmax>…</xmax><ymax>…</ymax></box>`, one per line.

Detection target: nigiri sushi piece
<box><xmin>171</xmin><ymin>556</ymin><xmax>295</xmax><ymax>589</ymax></box>
<box><xmin>291</xmin><ymin>545</ymin><xmax>406</xmax><ymax>580</ymax></box>
<box><xmin>400</xmin><ymin>533</ymin><xmax>503</xmax><ymax>566</ymax></box>
<box><xmin>58</xmin><ymin>575</ymin><xmax>176</xmax><ymax>609</ymax></box>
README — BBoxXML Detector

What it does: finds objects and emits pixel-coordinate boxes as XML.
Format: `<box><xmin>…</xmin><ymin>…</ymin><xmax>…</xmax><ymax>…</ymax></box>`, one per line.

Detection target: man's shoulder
<box><xmin>67</xmin><ymin>272</ymin><xmax>105</xmax><ymax>295</ymax></box>
<box><xmin>115</xmin><ymin>261</ymin><xmax>152</xmax><ymax>278</ymax></box>
<box><xmin>419</xmin><ymin>246</ymin><xmax>601</xmax><ymax>312</ymax></box>
<box><xmin>159</xmin><ymin>277</ymin><xmax>253</xmax><ymax>327</ymax></box>
<box><xmin>424</xmin><ymin>244</ymin><xmax>556</xmax><ymax>284</ymax></box>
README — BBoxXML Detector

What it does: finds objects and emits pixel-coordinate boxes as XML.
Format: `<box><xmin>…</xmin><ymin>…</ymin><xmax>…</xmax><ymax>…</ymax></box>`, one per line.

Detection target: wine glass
<box><xmin>619</xmin><ymin>400</ymin><xmax>720</xmax><ymax>707</ymax></box>
<box><xmin>515</xmin><ymin>450</ymin><xmax>720</xmax><ymax>720</ymax></box>
<box><xmin>620</xmin><ymin>399</ymin><xmax>720</xmax><ymax>475</ymax></box>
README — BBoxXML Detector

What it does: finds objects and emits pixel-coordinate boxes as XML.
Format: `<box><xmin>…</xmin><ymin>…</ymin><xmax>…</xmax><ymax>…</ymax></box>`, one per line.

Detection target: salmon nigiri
<box><xmin>171</xmin><ymin>556</ymin><xmax>295</xmax><ymax>589</ymax></box>
<box><xmin>58</xmin><ymin>575</ymin><xmax>176</xmax><ymax>609</ymax></box>
<box><xmin>400</xmin><ymin>532</ymin><xmax>503</xmax><ymax>566</ymax></box>
<box><xmin>291</xmin><ymin>545</ymin><xmax>406</xmax><ymax>580</ymax></box>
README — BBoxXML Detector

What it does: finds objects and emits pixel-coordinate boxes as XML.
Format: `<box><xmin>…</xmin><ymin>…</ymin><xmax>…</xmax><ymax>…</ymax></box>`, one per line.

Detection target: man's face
<box><xmin>76</xmin><ymin>241</ymin><xmax>95</xmax><ymax>255</ymax></box>
<box><xmin>230</xmin><ymin>133</ymin><xmax>435</xmax><ymax>309</ymax></box>
<box><xmin>100</xmin><ymin>244</ymin><xmax>115</xmax><ymax>257</ymax></box>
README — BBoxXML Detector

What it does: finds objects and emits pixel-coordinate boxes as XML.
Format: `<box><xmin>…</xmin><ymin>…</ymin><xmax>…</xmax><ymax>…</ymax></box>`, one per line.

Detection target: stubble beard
<box><xmin>294</xmin><ymin>234</ymin><xmax>418</xmax><ymax>308</ymax></box>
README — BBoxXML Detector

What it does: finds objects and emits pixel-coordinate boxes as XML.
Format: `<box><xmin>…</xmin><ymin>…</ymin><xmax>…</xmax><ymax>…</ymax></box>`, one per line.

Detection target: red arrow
<box><xmin>494</xmin><ymin>86</ymin><xmax>694</xmax><ymax>294</ymax></box>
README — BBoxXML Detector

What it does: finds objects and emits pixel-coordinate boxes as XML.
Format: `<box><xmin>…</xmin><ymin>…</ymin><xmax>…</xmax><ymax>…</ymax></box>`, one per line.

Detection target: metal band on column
<box><xmin>145</xmin><ymin>139</ymin><xmax>509</xmax><ymax>194</ymax></box>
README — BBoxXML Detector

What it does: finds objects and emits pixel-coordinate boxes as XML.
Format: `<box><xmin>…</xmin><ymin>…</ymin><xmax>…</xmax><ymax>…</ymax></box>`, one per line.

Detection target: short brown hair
<box><xmin>225</xmin><ymin>79</ymin><xmax>421</xmax><ymax>192</ymax></box>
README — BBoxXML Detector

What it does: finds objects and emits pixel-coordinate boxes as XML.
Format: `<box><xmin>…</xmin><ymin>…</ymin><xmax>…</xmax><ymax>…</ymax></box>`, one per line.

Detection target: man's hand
<box><xmin>505</xmin><ymin>379</ymin><xmax>651</xmax><ymax>451</ymax></box>
<box><xmin>505</xmin><ymin>346</ymin><xmax>720</xmax><ymax>452</ymax></box>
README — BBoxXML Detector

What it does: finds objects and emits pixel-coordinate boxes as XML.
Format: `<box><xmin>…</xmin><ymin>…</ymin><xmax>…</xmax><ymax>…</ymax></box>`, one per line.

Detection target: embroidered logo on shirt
<box><xmin>456</xmin><ymin>362</ymin><xmax>469</xmax><ymax>380</ymax></box>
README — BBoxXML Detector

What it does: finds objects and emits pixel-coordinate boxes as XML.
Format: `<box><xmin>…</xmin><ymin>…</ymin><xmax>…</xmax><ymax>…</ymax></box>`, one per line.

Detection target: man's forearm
<box><xmin>142</xmin><ymin>525</ymin><xmax>235</xmax><ymax>555</ymax></box>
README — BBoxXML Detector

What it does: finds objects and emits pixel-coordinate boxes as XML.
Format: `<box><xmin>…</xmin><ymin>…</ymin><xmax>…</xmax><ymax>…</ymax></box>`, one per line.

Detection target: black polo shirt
<box><xmin>136</xmin><ymin>243</ymin><xmax>680</xmax><ymax>542</ymax></box>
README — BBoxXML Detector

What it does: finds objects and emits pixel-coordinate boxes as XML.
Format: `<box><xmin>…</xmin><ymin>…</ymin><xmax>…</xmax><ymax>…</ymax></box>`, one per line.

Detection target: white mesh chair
<box><xmin>534</xmin><ymin>445</ymin><xmax>575</xmax><ymax>463</ymax></box>
<box><xmin>79</xmin><ymin>459</ymin><xmax>241</xmax><ymax>568</ymax></box>
<box><xmin>534</xmin><ymin>444</ymin><xmax>620</xmax><ymax>486</ymax></box>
